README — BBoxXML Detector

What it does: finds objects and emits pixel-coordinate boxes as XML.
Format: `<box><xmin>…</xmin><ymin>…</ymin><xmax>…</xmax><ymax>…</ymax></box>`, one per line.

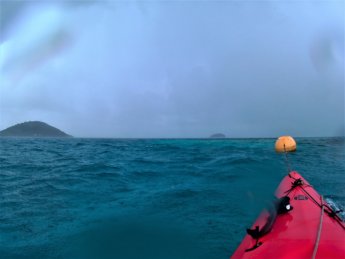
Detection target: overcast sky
<box><xmin>0</xmin><ymin>1</ymin><xmax>344</xmax><ymax>138</ymax></box>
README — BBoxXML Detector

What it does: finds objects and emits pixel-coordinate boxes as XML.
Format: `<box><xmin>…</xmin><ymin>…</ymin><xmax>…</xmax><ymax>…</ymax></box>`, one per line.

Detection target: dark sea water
<box><xmin>1</xmin><ymin>138</ymin><xmax>344</xmax><ymax>259</ymax></box>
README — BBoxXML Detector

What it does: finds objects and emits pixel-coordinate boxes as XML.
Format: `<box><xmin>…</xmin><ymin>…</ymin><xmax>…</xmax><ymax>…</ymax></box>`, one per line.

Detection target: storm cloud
<box><xmin>0</xmin><ymin>1</ymin><xmax>344</xmax><ymax>137</ymax></box>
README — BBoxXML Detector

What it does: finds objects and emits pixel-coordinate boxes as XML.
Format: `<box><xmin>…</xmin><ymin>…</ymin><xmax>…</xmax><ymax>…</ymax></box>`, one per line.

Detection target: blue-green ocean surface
<box><xmin>0</xmin><ymin>138</ymin><xmax>344</xmax><ymax>259</ymax></box>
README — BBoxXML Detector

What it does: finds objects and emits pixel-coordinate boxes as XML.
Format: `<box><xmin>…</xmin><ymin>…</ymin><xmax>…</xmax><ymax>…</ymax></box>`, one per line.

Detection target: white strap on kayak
<box><xmin>312</xmin><ymin>195</ymin><xmax>324</xmax><ymax>259</ymax></box>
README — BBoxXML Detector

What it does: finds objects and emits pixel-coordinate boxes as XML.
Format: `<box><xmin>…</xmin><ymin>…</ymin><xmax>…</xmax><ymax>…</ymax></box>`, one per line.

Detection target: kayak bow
<box><xmin>232</xmin><ymin>136</ymin><xmax>344</xmax><ymax>259</ymax></box>
<box><xmin>231</xmin><ymin>171</ymin><xmax>345</xmax><ymax>259</ymax></box>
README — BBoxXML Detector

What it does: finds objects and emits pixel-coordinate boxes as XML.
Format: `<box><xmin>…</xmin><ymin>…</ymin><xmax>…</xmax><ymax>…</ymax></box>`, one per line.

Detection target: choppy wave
<box><xmin>0</xmin><ymin>137</ymin><xmax>344</xmax><ymax>258</ymax></box>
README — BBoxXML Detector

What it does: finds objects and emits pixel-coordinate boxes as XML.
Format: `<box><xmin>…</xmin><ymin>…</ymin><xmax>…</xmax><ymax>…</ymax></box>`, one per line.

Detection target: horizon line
<box><xmin>1</xmin><ymin>136</ymin><xmax>344</xmax><ymax>140</ymax></box>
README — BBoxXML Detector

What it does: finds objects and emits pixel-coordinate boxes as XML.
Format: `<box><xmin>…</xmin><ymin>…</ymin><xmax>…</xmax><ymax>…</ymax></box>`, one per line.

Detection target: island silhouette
<box><xmin>0</xmin><ymin>121</ymin><xmax>71</xmax><ymax>137</ymax></box>
<box><xmin>209</xmin><ymin>133</ymin><xmax>226</xmax><ymax>138</ymax></box>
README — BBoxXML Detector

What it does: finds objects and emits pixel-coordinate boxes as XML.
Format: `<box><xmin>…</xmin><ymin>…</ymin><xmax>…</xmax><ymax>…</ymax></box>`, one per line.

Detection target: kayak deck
<box><xmin>231</xmin><ymin>171</ymin><xmax>345</xmax><ymax>259</ymax></box>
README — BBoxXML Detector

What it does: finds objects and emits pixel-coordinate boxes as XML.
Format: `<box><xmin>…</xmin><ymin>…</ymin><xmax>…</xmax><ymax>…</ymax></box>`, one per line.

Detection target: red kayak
<box><xmin>231</xmin><ymin>171</ymin><xmax>345</xmax><ymax>259</ymax></box>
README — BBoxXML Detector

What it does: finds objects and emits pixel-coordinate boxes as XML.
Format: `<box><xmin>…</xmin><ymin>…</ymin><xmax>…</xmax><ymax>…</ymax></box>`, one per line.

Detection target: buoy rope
<box><xmin>312</xmin><ymin>196</ymin><xmax>324</xmax><ymax>259</ymax></box>
<box><xmin>283</xmin><ymin>145</ymin><xmax>292</xmax><ymax>174</ymax></box>
<box><xmin>285</xmin><ymin>178</ymin><xmax>307</xmax><ymax>195</ymax></box>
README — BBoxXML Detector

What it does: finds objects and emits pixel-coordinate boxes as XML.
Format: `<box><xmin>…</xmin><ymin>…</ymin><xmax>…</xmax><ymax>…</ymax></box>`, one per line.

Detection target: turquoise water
<box><xmin>0</xmin><ymin>138</ymin><xmax>344</xmax><ymax>258</ymax></box>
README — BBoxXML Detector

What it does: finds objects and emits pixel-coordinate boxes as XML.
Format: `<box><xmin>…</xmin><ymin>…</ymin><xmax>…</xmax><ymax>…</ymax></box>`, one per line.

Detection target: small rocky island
<box><xmin>0</xmin><ymin>121</ymin><xmax>71</xmax><ymax>137</ymax></box>
<box><xmin>210</xmin><ymin>133</ymin><xmax>226</xmax><ymax>138</ymax></box>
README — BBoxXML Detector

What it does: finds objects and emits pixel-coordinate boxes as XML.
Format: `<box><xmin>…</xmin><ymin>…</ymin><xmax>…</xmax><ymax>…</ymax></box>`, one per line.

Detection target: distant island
<box><xmin>0</xmin><ymin>121</ymin><xmax>71</xmax><ymax>137</ymax></box>
<box><xmin>209</xmin><ymin>133</ymin><xmax>226</xmax><ymax>138</ymax></box>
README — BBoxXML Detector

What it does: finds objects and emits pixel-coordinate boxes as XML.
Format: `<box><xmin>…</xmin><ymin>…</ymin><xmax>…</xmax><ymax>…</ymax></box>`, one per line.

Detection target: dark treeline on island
<box><xmin>0</xmin><ymin>121</ymin><xmax>71</xmax><ymax>137</ymax></box>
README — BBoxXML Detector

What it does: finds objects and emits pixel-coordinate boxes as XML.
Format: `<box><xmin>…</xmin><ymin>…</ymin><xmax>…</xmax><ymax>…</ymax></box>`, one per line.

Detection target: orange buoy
<box><xmin>275</xmin><ymin>136</ymin><xmax>297</xmax><ymax>152</ymax></box>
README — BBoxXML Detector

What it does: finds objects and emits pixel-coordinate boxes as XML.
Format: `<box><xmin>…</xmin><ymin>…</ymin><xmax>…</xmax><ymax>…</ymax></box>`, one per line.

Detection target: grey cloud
<box><xmin>0</xmin><ymin>1</ymin><xmax>344</xmax><ymax>137</ymax></box>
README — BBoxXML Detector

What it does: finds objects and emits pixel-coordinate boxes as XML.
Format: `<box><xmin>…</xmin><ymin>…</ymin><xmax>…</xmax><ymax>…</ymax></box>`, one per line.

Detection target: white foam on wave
<box><xmin>325</xmin><ymin>197</ymin><xmax>345</xmax><ymax>221</ymax></box>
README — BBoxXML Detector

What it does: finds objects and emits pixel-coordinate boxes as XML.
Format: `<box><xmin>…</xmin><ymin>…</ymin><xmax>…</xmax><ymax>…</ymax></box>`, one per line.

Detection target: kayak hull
<box><xmin>231</xmin><ymin>171</ymin><xmax>345</xmax><ymax>259</ymax></box>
